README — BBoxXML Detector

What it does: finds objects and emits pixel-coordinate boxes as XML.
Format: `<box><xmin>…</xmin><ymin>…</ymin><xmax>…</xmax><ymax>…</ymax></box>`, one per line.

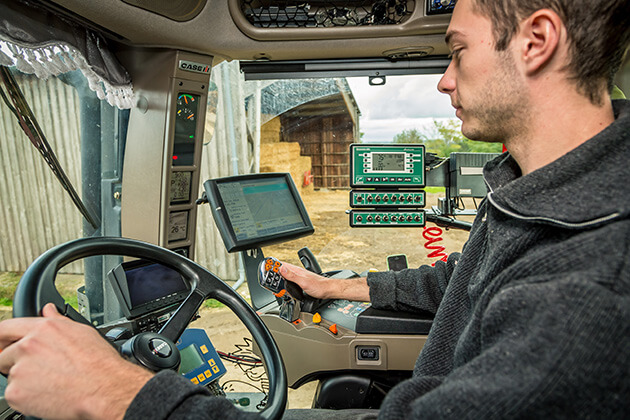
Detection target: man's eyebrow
<box><xmin>445</xmin><ymin>30</ymin><xmax>463</xmax><ymax>47</ymax></box>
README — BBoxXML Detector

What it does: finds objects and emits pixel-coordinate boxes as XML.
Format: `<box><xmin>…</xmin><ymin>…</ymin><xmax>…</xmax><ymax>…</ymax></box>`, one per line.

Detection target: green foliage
<box><xmin>204</xmin><ymin>299</ymin><xmax>225</xmax><ymax>309</ymax></box>
<box><xmin>0</xmin><ymin>272</ymin><xmax>80</xmax><ymax>308</ymax></box>
<box><xmin>392</xmin><ymin>128</ymin><xmax>424</xmax><ymax>144</ymax></box>
<box><xmin>0</xmin><ymin>272</ymin><xmax>21</xmax><ymax>302</ymax></box>
<box><xmin>393</xmin><ymin>119</ymin><xmax>503</xmax><ymax>157</ymax></box>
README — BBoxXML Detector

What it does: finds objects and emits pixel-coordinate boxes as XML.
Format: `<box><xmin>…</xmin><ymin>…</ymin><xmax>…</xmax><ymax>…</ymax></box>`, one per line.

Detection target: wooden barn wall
<box><xmin>280</xmin><ymin>113</ymin><xmax>354</xmax><ymax>189</ymax></box>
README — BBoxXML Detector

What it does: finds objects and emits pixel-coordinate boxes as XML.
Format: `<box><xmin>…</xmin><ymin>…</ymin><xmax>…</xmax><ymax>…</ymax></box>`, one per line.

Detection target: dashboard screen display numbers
<box><xmin>172</xmin><ymin>93</ymin><xmax>200</xmax><ymax>167</ymax></box>
<box><xmin>178</xmin><ymin>344</ymin><xmax>205</xmax><ymax>375</ymax></box>
<box><xmin>168</xmin><ymin>211</ymin><xmax>189</xmax><ymax>242</ymax></box>
<box><xmin>371</xmin><ymin>153</ymin><xmax>405</xmax><ymax>172</ymax></box>
<box><xmin>170</xmin><ymin>171</ymin><xmax>192</xmax><ymax>204</ymax></box>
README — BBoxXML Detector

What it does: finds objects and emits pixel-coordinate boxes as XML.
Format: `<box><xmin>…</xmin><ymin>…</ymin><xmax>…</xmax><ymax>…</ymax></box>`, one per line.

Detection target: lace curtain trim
<box><xmin>0</xmin><ymin>38</ymin><xmax>134</xmax><ymax>109</ymax></box>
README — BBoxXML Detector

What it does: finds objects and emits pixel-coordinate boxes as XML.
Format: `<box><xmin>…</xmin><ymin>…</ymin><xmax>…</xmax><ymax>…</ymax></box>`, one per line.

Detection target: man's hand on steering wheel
<box><xmin>0</xmin><ymin>303</ymin><xmax>153</xmax><ymax>420</ymax></box>
<box><xmin>1</xmin><ymin>237</ymin><xmax>288</xmax><ymax>420</ymax></box>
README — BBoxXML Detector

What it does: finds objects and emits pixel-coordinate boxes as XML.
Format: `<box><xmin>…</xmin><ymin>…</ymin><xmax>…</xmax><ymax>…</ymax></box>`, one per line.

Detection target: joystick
<box><xmin>258</xmin><ymin>257</ymin><xmax>303</xmax><ymax>322</ymax></box>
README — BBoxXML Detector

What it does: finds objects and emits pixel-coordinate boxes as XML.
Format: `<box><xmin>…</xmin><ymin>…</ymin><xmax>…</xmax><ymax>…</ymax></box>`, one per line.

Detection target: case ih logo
<box><xmin>179</xmin><ymin>60</ymin><xmax>211</xmax><ymax>74</ymax></box>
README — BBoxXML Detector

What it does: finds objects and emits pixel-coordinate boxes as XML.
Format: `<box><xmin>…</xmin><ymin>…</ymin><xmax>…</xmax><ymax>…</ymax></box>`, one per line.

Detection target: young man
<box><xmin>1</xmin><ymin>0</ymin><xmax>629</xmax><ymax>418</ymax></box>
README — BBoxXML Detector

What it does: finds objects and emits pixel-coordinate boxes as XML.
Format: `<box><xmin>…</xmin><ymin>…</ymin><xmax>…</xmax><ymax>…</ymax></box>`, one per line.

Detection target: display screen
<box><xmin>218</xmin><ymin>177</ymin><xmax>306</xmax><ymax>241</ymax></box>
<box><xmin>204</xmin><ymin>173</ymin><xmax>314</xmax><ymax>252</ymax></box>
<box><xmin>170</xmin><ymin>171</ymin><xmax>192</xmax><ymax>204</ymax></box>
<box><xmin>168</xmin><ymin>211</ymin><xmax>189</xmax><ymax>242</ymax></box>
<box><xmin>172</xmin><ymin>93</ymin><xmax>200</xmax><ymax>167</ymax></box>
<box><xmin>124</xmin><ymin>263</ymin><xmax>189</xmax><ymax>307</ymax></box>
<box><xmin>178</xmin><ymin>344</ymin><xmax>205</xmax><ymax>375</ymax></box>
<box><xmin>371</xmin><ymin>153</ymin><xmax>405</xmax><ymax>172</ymax></box>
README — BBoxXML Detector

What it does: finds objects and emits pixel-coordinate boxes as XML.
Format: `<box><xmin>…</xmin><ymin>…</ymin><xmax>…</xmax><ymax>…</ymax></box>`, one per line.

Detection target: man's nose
<box><xmin>437</xmin><ymin>63</ymin><xmax>455</xmax><ymax>94</ymax></box>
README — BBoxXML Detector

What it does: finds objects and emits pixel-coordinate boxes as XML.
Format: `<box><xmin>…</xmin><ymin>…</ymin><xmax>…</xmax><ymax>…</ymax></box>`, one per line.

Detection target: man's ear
<box><xmin>518</xmin><ymin>9</ymin><xmax>564</xmax><ymax>76</ymax></box>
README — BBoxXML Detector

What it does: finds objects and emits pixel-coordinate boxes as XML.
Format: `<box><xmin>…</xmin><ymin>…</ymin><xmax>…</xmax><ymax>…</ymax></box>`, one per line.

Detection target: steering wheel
<box><xmin>11</xmin><ymin>236</ymin><xmax>288</xmax><ymax>420</ymax></box>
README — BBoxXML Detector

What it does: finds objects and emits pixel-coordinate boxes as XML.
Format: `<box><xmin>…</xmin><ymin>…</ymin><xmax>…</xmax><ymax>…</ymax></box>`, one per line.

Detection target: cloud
<box><xmin>346</xmin><ymin>74</ymin><xmax>457</xmax><ymax>142</ymax></box>
<box><xmin>348</xmin><ymin>75</ymin><xmax>455</xmax><ymax>120</ymax></box>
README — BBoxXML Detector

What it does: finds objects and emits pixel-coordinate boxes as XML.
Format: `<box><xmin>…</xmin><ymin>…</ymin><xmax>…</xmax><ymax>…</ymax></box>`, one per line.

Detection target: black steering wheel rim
<box><xmin>12</xmin><ymin>236</ymin><xmax>287</xmax><ymax>420</ymax></box>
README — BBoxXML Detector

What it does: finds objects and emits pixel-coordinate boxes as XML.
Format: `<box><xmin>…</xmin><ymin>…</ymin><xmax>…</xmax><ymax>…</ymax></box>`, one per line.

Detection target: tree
<box><xmin>393</xmin><ymin>119</ymin><xmax>502</xmax><ymax>157</ymax></box>
<box><xmin>392</xmin><ymin>128</ymin><xmax>423</xmax><ymax>144</ymax></box>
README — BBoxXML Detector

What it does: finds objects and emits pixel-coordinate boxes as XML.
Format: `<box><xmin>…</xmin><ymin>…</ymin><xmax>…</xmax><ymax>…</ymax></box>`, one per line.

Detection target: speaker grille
<box><xmin>240</xmin><ymin>0</ymin><xmax>415</xmax><ymax>28</ymax></box>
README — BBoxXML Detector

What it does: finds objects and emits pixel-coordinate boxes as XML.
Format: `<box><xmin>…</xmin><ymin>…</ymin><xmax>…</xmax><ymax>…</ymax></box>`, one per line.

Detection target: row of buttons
<box><xmin>356</xmin><ymin>214</ymin><xmax>423</xmax><ymax>223</ymax></box>
<box><xmin>363</xmin><ymin>177</ymin><xmax>413</xmax><ymax>182</ymax></box>
<box><xmin>143</xmin><ymin>293</ymin><xmax>182</xmax><ymax>311</ymax></box>
<box><xmin>189</xmin><ymin>358</ymin><xmax>220</xmax><ymax>384</ymax></box>
<box><xmin>355</xmin><ymin>194</ymin><xmax>423</xmax><ymax>203</ymax></box>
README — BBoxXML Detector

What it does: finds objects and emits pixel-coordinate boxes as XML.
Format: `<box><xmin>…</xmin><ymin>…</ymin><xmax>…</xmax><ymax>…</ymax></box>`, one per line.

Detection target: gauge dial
<box><xmin>177</xmin><ymin>94</ymin><xmax>196</xmax><ymax>121</ymax></box>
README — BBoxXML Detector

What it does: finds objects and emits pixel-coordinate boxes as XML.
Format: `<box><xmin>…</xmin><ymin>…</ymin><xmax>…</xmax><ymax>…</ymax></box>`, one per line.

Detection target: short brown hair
<box><xmin>472</xmin><ymin>0</ymin><xmax>630</xmax><ymax>104</ymax></box>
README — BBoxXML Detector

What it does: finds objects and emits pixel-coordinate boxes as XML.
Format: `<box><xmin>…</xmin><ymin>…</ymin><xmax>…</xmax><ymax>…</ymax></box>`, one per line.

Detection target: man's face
<box><xmin>438</xmin><ymin>0</ymin><xmax>529</xmax><ymax>143</ymax></box>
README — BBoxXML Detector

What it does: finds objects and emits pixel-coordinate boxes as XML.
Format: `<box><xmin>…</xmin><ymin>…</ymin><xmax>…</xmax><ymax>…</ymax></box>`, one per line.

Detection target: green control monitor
<box><xmin>350</xmin><ymin>144</ymin><xmax>425</xmax><ymax>188</ymax></box>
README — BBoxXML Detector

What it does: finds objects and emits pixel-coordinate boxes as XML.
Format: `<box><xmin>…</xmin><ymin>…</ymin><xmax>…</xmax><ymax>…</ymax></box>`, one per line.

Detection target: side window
<box><xmin>0</xmin><ymin>69</ymin><xmax>127</xmax><ymax>274</ymax></box>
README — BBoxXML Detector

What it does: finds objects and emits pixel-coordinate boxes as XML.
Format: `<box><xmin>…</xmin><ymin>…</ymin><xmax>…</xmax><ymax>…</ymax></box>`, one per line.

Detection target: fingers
<box><xmin>42</xmin><ymin>303</ymin><xmax>65</xmax><ymax>318</ymax></box>
<box><xmin>0</xmin><ymin>318</ymin><xmax>35</xmax><ymax>350</ymax></box>
<box><xmin>279</xmin><ymin>261</ymin><xmax>330</xmax><ymax>299</ymax></box>
<box><xmin>0</xmin><ymin>305</ymin><xmax>65</xmax><ymax>351</ymax></box>
<box><xmin>0</xmin><ymin>336</ymin><xmax>15</xmax><ymax>374</ymax></box>
<box><xmin>279</xmin><ymin>262</ymin><xmax>300</xmax><ymax>280</ymax></box>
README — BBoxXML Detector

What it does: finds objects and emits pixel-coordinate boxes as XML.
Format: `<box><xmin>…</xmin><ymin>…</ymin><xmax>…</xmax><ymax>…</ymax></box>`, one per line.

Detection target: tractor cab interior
<box><xmin>0</xmin><ymin>0</ymin><xmax>628</xmax><ymax>419</ymax></box>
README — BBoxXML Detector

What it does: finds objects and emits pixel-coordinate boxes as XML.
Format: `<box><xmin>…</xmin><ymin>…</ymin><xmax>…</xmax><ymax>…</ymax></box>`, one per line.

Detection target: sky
<box><xmin>346</xmin><ymin>74</ymin><xmax>457</xmax><ymax>143</ymax></box>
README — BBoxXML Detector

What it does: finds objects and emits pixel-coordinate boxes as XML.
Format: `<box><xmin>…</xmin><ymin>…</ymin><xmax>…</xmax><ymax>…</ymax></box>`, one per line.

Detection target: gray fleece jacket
<box><xmin>369</xmin><ymin>100</ymin><xmax>630</xmax><ymax>419</ymax></box>
<box><xmin>125</xmin><ymin>100</ymin><xmax>630</xmax><ymax>419</ymax></box>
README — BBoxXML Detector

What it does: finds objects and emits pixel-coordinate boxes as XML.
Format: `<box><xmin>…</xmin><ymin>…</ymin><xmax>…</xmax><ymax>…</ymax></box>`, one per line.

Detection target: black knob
<box><xmin>121</xmin><ymin>332</ymin><xmax>180</xmax><ymax>372</ymax></box>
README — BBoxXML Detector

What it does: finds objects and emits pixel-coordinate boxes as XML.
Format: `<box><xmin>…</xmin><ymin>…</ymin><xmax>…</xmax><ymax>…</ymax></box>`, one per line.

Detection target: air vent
<box><xmin>240</xmin><ymin>0</ymin><xmax>415</xmax><ymax>28</ymax></box>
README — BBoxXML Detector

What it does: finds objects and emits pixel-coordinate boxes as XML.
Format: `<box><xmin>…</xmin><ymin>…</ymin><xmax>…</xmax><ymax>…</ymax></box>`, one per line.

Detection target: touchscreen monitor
<box><xmin>203</xmin><ymin>173</ymin><xmax>314</xmax><ymax>252</ymax></box>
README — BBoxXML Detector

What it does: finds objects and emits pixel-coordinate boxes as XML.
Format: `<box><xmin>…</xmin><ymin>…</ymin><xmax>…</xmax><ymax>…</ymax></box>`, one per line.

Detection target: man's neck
<box><xmin>506</xmin><ymin>88</ymin><xmax>615</xmax><ymax>176</ymax></box>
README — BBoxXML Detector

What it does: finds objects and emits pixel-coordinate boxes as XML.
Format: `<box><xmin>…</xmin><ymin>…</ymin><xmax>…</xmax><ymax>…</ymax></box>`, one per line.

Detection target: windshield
<box><xmin>217</xmin><ymin>68</ymin><xmax>501</xmax><ymax>274</ymax></box>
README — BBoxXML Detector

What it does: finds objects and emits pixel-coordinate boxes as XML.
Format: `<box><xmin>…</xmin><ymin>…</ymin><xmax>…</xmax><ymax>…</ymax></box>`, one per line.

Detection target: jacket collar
<box><xmin>484</xmin><ymin>100</ymin><xmax>630</xmax><ymax>228</ymax></box>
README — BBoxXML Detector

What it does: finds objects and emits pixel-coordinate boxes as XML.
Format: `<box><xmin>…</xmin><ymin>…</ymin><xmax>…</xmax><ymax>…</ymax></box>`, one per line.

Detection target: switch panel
<box><xmin>350</xmin><ymin>190</ymin><xmax>425</xmax><ymax>208</ymax></box>
<box><xmin>350</xmin><ymin>210</ymin><xmax>425</xmax><ymax>227</ymax></box>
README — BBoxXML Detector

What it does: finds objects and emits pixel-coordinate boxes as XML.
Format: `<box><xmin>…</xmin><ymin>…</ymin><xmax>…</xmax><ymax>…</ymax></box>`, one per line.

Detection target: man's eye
<box><xmin>448</xmin><ymin>49</ymin><xmax>462</xmax><ymax>60</ymax></box>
